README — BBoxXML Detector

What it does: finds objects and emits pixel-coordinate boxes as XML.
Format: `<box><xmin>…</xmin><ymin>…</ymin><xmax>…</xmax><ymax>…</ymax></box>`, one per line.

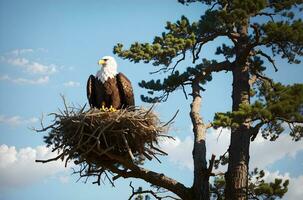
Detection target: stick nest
<box><xmin>38</xmin><ymin>105</ymin><xmax>174</xmax><ymax>172</ymax></box>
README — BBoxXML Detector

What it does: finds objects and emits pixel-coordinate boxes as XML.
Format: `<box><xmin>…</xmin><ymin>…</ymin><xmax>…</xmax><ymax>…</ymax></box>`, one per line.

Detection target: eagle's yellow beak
<box><xmin>98</xmin><ymin>59</ymin><xmax>105</xmax><ymax>65</ymax></box>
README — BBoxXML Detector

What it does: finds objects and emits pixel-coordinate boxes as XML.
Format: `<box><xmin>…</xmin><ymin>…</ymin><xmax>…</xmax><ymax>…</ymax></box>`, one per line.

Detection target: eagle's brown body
<box><xmin>86</xmin><ymin>73</ymin><xmax>135</xmax><ymax>109</ymax></box>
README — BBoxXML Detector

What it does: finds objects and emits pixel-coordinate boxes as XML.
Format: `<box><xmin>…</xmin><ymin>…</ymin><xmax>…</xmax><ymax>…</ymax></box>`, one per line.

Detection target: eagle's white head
<box><xmin>96</xmin><ymin>56</ymin><xmax>118</xmax><ymax>83</ymax></box>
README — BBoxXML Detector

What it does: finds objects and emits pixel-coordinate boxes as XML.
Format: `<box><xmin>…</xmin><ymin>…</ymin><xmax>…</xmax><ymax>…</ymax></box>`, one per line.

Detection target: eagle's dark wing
<box><xmin>87</xmin><ymin>75</ymin><xmax>96</xmax><ymax>108</ymax></box>
<box><xmin>116</xmin><ymin>72</ymin><xmax>135</xmax><ymax>108</ymax></box>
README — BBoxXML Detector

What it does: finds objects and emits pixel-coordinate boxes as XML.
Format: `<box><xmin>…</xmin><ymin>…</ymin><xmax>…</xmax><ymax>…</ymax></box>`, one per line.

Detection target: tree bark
<box><xmin>190</xmin><ymin>79</ymin><xmax>209</xmax><ymax>200</ymax></box>
<box><xmin>225</xmin><ymin>24</ymin><xmax>251</xmax><ymax>200</ymax></box>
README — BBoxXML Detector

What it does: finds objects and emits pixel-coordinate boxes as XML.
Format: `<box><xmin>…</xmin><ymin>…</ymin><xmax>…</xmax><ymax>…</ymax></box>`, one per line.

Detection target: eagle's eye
<box><xmin>103</xmin><ymin>59</ymin><xmax>108</xmax><ymax>61</ymax></box>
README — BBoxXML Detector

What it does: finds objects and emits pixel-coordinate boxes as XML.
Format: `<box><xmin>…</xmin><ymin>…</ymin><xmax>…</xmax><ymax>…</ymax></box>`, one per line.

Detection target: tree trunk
<box><xmin>225</xmin><ymin>23</ymin><xmax>251</xmax><ymax>200</ymax></box>
<box><xmin>225</xmin><ymin>53</ymin><xmax>251</xmax><ymax>200</ymax></box>
<box><xmin>190</xmin><ymin>79</ymin><xmax>209</xmax><ymax>200</ymax></box>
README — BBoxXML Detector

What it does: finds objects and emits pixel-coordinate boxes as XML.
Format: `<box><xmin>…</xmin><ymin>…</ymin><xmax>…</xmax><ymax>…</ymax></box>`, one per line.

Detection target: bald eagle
<box><xmin>86</xmin><ymin>56</ymin><xmax>134</xmax><ymax>110</ymax></box>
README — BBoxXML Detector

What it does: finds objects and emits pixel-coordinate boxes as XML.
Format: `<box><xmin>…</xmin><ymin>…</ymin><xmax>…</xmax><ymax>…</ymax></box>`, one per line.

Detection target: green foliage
<box><xmin>261</xmin><ymin>19</ymin><xmax>303</xmax><ymax>63</ymax></box>
<box><xmin>269</xmin><ymin>0</ymin><xmax>303</xmax><ymax>12</ymax></box>
<box><xmin>210</xmin><ymin>168</ymin><xmax>289</xmax><ymax>200</ymax></box>
<box><xmin>216</xmin><ymin>44</ymin><xmax>236</xmax><ymax>59</ymax></box>
<box><xmin>213</xmin><ymin>82</ymin><xmax>303</xmax><ymax>140</ymax></box>
<box><xmin>114</xmin><ymin>16</ymin><xmax>197</xmax><ymax>66</ymax></box>
<box><xmin>138</xmin><ymin>59</ymin><xmax>217</xmax><ymax>103</ymax></box>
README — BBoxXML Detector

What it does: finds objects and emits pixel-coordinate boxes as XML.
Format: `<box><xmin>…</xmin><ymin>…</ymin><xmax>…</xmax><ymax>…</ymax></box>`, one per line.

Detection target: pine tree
<box><xmin>114</xmin><ymin>0</ymin><xmax>303</xmax><ymax>199</ymax></box>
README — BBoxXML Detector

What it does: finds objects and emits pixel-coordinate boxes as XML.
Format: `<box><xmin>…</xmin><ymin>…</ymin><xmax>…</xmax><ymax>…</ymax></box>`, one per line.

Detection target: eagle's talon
<box><xmin>109</xmin><ymin>105</ymin><xmax>117</xmax><ymax>112</ymax></box>
<box><xmin>100</xmin><ymin>104</ymin><xmax>108</xmax><ymax>112</ymax></box>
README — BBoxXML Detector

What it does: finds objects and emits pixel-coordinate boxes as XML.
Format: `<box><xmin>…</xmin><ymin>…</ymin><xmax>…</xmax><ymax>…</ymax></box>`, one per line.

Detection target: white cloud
<box><xmin>58</xmin><ymin>175</ymin><xmax>69</xmax><ymax>184</ymax></box>
<box><xmin>0</xmin><ymin>115</ymin><xmax>38</xmax><ymax>127</ymax></box>
<box><xmin>262</xmin><ymin>170</ymin><xmax>290</xmax><ymax>182</ymax></box>
<box><xmin>26</xmin><ymin>62</ymin><xmax>57</xmax><ymax>74</ymax></box>
<box><xmin>7</xmin><ymin>57</ymin><xmax>29</xmax><ymax>66</ymax></box>
<box><xmin>250</xmin><ymin>134</ymin><xmax>303</xmax><ymax>168</ymax></box>
<box><xmin>13</xmin><ymin>76</ymin><xmax>49</xmax><ymax>84</ymax></box>
<box><xmin>0</xmin><ymin>75</ymin><xmax>10</xmax><ymax>81</ymax></box>
<box><xmin>285</xmin><ymin>175</ymin><xmax>303</xmax><ymax>200</ymax></box>
<box><xmin>1</xmin><ymin>48</ymin><xmax>57</xmax><ymax>75</ymax></box>
<box><xmin>6</xmin><ymin>57</ymin><xmax>57</xmax><ymax>75</ymax></box>
<box><xmin>0</xmin><ymin>74</ymin><xmax>49</xmax><ymax>85</ymax></box>
<box><xmin>0</xmin><ymin>144</ymin><xmax>68</xmax><ymax>188</ymax></box>
<box><xmin>160</xmin><ymin>128</ymin><xmax>303</xmax><ymax>171</ymax></box>
<box><xmin>160</xmin><ymin>137</ymin><xmax>193</xmax><ymax>170</ymax></box>
<box><xmin>260</xmin><ymin>170</ymin><xmax>303</xmax><ymax>200</ymax></box>
<box><xmin>9</xmin><ymin>49</ymin><xmax>34</xmax><ymax>56</ymax></box>
<box><xmin>64</xmin><ymin>81</ymin><xmax>80</xmax><ymax>87</ymax></box>
<box><xmin>159</xmin><ymin>128</ymin><xmax>230</xmax><ymax>170</ymax></box>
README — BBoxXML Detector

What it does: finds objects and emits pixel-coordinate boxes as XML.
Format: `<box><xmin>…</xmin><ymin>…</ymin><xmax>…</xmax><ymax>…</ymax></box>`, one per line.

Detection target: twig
<box><xmin>254</xmin><ymin>12</ymin><xmax>275</xmax><ymax>22</ymax></box>
<box><xmin>256</xmin><ymin>50</ymin><xmax>278</xmax><ymax>72</ymax></box>
<box><xmin>122</xmin><ymin>134</ymin><xmax>135</xmax><ymax>161</ymax></box>
<box><xmin>128</xmin><ymin>182</ymin><xmax>181</xmax><ymax>200</ymax></box>
<box><xmin>162</xmin><ymin>110</ymin><xmax>179</xmax><ymax>127</ymax></box>
<box><xmin>208</xmin><ymin>154</ymin><xmax>216</xmax><ymax>176</ymax></box>
<box><xmin>168</xmin><ymin>51</ymin><xmax>186</xmax><ymax>73</ymax></box>
<box><xmin>181</xmin><ymin>84</ymin><xmax>188</xmax><ymax>99</ymax></box>
<box><xmin>36</xmin><ymin>152</ymin><xmax>65</xmax><ymax>163</ymax></box>
<box><xmin>209</xmin><ymin>2</ymin><xmax>218</xmax><ymax>11</ymax></box>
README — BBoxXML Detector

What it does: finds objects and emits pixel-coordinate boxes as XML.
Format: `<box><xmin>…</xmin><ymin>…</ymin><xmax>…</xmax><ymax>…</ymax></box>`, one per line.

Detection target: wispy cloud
<box><xmin>0</xmin><ymin>74</ymin><xmax>49</xmax><ymax>85</ymax></box>
<box><xmin>0</xmin><ymin>115</ymin><xmax>38</xmax><ymax>127</ymax></box>
<box><xmin>63</xmin><ymin>81</ymin><xmax>80</xmax><ymax>87</ymax></box>
<box><xmin>0</xmin><ymin>75</ymin><xmax>10</xmax><ymax>81</ymax></box>
<box><xmin>9</xmin><ymin>48</ymin><xmax>34</xmax><ymax>56</ymax></box>
<box><xmin>0</xmin><ymin>144</ymin><xmax>69</xmax><ymax>188</ymax></box>
<box><xmin>5</xmin><ymin>57</ymin><xmax>57</xmax><ymax>75</ymax></box>
<box><xmin>58</xmin><ymin>175</ymin><xmax>70</xmax><ymax>184</ymax></box>
<box><xmin>0</xmin><ymin>48</ymin><xmax>57</xmax><ymax>85</ymax></box>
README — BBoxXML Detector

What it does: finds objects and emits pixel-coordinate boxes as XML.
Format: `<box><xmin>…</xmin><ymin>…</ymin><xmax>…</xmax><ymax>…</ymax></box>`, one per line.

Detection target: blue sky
<box><xmin>0</xmin><ymin>0</ymin><xmax>302</xmax><ymax>199</ymax></box>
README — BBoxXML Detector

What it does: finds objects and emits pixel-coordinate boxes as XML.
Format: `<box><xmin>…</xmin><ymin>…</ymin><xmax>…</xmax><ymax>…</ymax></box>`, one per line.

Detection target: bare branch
<box><xmin>169</xmin><ymin>51</ymin><xmax>186</xmax><ymax>73</ymax></box>
<box><xmin>209</xmin><ymin>2</ymin><xmax>219</xmax><ymax>11</ymax></box>
<box><xmin>256</xmin><ymin>50</ymin><xmax>278</xmax><ymax>72</ymax></box>
<box><xmin>181</xmin><ymin>84</ymin><xmax>188</xmax><ymax>99</ymax></box>
<box><xmin>128</xmin><ymin>181</ymin><xmax>181</xmax><ymax>200</ymax></box>
<box><xmin>254</xmin><ymin>72</ymin><xmax>275</xmax><ymax>88</ymax></box>
<box><xmin>192</xmin><ymin>42</ymin><xmax>198</xmax><ymax>63</ymax></box>
<box><xmin>150</xmin><ymin>66</ymin><xmax>170</xmax><ymax>75</ymax></box>
<box><xmin>162</xmin><ymin>110</ymin><xmax>179</xmax><ymax>128</ymax></box>
<box><xmin>195</xmin><ymin>43</ymin><xmax>203</xmax><ymax>61</ymax></box>
<box><xmin>254</xmin><ymin>12</ymin><xmax>275</xmax><ymax>22</ymax></box>
<box><xmin>36</xmin><ymin>152</ymin><xmax>65</xmax><ymax>163</ymax></box>
<box><xmin>105</xmin><ymin>158</ymin><xmax>190</xmax><ymax>199</ymax></box>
